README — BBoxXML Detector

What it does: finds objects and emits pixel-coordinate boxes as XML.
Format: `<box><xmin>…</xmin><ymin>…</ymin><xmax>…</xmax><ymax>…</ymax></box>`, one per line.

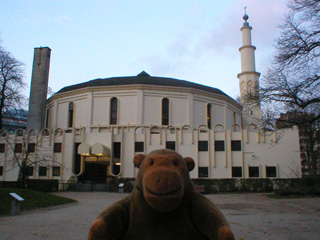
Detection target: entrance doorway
<box><xmin>78</xmin><ymin>162</ymin><xmax>109</xmax><ymax>184</ymax></box>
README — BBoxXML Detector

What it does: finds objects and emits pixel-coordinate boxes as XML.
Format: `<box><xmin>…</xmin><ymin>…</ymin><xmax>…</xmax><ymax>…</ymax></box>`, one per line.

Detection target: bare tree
<box><xmin>245</xmin><ymin>0</ymin><xmax>320</xmax><ymax>177</ymax></box>
<box><xmin>299</xmin><ymin>118</ymin><xmax>320</xmax><ymax>176</ymax></box>
<box><xmin>0</xmin><ymin>130</ymin><xmax>63</xmax><ymax>188</ymax></box>
<box><xmin>276</xmin><ymin>112</ymin><xmax>320</xmax><ymax>177</ymax></box>
<box><xmin>255</xmin><ymin>0</ymin><xmax>320</xmax><ymax>126</ymax></box>
<box><xmin>0</xmin><ymin>45</ymin><xmax>26</xmax><ymax>129</ymax></box>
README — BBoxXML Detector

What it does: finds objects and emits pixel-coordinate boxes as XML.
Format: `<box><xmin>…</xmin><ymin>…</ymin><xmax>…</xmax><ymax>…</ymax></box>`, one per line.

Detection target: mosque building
<box><xmin>0</xmin><ymin>15</ymin><xmax>301</xmax><ymax>188</ymax></box>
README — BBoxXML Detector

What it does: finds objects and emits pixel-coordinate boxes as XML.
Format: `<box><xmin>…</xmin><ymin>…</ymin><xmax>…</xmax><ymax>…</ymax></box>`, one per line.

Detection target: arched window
<box><xmin>162</xmin><ymin>98</ymin><xmax>169</xmax><ymax>125</ymax></box>
<box><xmin>207</xmin><ymin>104</ymin><xmax>212</xmax><ymax>129</ymax></box>
<box><xmin>68</xmin><ymin>102</ymin><xmax>74</xmax><ymax>128</ymax></box>
<box><xmin>110</xmin><ymin>97</ymin><xmax>118</xmax><ymax>125</ymax></box>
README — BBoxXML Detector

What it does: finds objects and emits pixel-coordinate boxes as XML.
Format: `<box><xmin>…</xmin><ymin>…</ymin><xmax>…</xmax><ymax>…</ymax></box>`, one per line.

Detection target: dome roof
<box><xmin>56</xmin><ymin>71</ymin><xmax>233</xmax><ymax>100</ymax></box>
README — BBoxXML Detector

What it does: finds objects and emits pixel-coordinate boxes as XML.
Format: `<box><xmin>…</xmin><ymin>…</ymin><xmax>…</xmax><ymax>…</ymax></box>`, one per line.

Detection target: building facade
<box><xmin>0</xmin><ymin>15</ymin><xmax>302</xmax><ymax>186</ymax></box>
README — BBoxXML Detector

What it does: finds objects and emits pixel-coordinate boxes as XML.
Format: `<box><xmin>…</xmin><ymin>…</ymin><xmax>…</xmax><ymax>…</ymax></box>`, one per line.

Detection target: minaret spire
<box><xmin>237</xmin><ymin>11</ymin><xmax>263</xmax><ymax>127</ymax></box>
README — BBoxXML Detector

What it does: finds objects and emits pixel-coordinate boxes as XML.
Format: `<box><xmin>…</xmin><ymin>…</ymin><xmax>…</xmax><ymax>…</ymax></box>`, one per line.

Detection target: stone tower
<box><xmin>237</xmin><ymin>13</ymin><xmax>262</xmax><ymax>127</ymax></box>
<box><xmin>27</xmin><ymin>47</ymin><xmax>51</xmax><ymax>131</ymax></box>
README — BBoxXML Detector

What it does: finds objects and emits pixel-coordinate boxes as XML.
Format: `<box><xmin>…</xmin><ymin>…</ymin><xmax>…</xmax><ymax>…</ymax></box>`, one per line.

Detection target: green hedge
<box><xmin>26</xmin><ymin>179</ymin><xmax>59</xmax><ymax>192</ymax></box>
<box><xmin>104</xmin><ymin>178</ymin><xmax>315</xmax><ymax>194</ymax></box>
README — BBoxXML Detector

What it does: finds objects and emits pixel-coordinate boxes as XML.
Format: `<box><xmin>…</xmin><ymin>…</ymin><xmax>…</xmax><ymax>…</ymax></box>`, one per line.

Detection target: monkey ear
<box><xmin>134</xmin><ymin>154</ymin><xmax>146</xmax><ymax>168</ymax></box>
<box><xmin>184</xmin><ymin>157</ymin><xmax>195</xmax><ymax>172</ymax></box>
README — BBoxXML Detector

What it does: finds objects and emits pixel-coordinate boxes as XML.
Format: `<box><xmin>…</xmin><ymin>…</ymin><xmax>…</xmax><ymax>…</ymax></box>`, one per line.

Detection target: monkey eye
<box><xmin>173</xmin><ymin>160</ymin><xmax>178</xmax><ymax>166</ymax></box>
<box><xmin>150</xmin><ymin>160</ymin><xmax>154</xmax><ymax>166</ymax></box>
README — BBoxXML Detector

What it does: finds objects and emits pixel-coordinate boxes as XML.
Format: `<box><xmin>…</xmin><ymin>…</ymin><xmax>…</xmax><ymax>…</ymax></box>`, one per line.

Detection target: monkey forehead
<box><xmin>147</xmin><ymin>153</ymin><xmax>182</xmax><ymax>160</ymax></box>
<box><xmin>147</xmin><ymin>149</ymin><xmax>182</xmax><ymax>157</ymax></box>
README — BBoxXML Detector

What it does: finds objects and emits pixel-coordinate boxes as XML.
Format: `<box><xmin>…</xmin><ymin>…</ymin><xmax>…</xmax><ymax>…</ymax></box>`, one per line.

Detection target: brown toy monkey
<box><xmin>88</xmin><ymin>149</ymin><xmax>235</xmax><ymax>240</ymax></box>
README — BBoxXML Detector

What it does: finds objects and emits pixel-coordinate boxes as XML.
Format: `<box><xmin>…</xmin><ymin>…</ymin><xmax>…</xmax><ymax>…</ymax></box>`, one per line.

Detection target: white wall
<box><xmin>47</xmin><ymin>85</ymin><xmax>242</xmax><ymax>131</ymax></box>
<box><xmin>0</xmin><ymin>126</ymin><xmax>301</xmax><ymax>183</ymax></box>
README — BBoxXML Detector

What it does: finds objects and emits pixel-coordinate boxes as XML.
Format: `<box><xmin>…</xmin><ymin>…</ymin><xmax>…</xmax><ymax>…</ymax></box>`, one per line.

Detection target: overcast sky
<box><xmin>0</xmin><ymin>0</ymin><xmax>288</xmax><ymax>99</ymax></box>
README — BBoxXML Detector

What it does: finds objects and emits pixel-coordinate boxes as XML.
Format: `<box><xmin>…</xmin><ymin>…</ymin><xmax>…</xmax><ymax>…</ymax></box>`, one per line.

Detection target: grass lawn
<box><xmin>0</xmin><ymin>188</ymin><xmax>77</xmax><ymax>215</ymax></box>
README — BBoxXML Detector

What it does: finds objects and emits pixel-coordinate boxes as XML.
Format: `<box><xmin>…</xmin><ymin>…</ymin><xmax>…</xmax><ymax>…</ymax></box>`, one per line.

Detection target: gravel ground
<box><xmin>0</xmin><ymin>192</ymin><xmax>319</xmax><ymax>240</ymax></box>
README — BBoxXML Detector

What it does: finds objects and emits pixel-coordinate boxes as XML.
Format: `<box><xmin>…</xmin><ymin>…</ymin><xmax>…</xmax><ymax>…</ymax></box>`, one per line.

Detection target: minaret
<box><xmin>27</xmin><ymin>47</ymin><xmax>51</xmax><ymax>131</ymax></box>
<box><xmin>237</xmin><ymin>12</ymin><xmax>262</xmax><ymax>127</ymax></box>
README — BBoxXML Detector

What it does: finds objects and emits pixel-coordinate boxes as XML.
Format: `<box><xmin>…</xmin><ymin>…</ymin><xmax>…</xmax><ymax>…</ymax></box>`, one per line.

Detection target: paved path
<box><xmin>0</xmin><ymin>192</ymin><xmax>319</xmax><ymax>240</ymax></box>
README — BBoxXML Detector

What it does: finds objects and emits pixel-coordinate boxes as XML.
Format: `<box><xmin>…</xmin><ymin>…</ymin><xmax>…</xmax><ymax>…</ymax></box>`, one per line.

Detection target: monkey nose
<box><xmin>156</xmin><ymin>178</ymin><xmax>169</xmax><ymax>190</ymax></box>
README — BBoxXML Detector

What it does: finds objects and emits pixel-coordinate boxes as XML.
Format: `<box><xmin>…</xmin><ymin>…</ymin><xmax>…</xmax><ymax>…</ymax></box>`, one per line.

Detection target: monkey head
<box><xmin>133</xmin><ymin>149</ymin><xmax>195</xmax><ymax>212</ymax></box>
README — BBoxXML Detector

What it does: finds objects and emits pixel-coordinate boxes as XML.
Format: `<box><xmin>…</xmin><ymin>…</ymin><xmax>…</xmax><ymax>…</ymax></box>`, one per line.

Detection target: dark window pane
<box><xmin>199</xmin><ymin>167</ymin><xmax>209</xmax><ymax>178</ymax></box>
<box><xmin>110</xmin><ymin>97</ymin><xmax>118</xmax><ymax>125</ymax></box>
<box><xmin>52</xmin><ymin>166</ymin><xmax>61</xmax><ymax>176</ymax></box>
<box><xmin>54</xmin><ymin>143</ymin><xmax>62</xmax><ymax>153</ymax></box>
<box><xmin>0</xmin><ymin>166</ymin><xmax>3</xmax><ymax>176</ymax></box>
<box><xmin>68</xmin><ymin>102</ymin><xmax>74</xmax><ymax>128</ymax></box>
<box><xmin>74</xmin><ymin>143</ymin><xmax>81</xmax><ymax>175</ymax></box>
<box><xmin>231</xmin><ymin>140</ymin><xmax>241</xmax><ymax>151</ymax></box>
<box><xmin>166</xmin><ymin>141</ymin><xmax>176</xmax><ymax>151</ymax></box>
<box><xmin>266</xmin><ymin>166</ymin><xmax>277</xmax><ymax>177</ymax></box>
<box><xmin>249</xmin><ymin>167</ymin><xmax>259</xmax><ymax>178</ymax></box>
<box><xmin>45</xmin><ymin>109</ymin><xmax>50</xmax><ymax>128</ymax></box>
<box><xmin>28</xmin><ymin>143</ymin><xmax>36</xmax><ymax>153</ymax></box>
<box><xmin>162</xmin><ymin>98</ymin><xmax>169</xmax><ymax>125</ymax></box>
<box><xmin>198</xmin><ymin>141</ymin><xmax>208</xmax><ymax>151</ymax></box>
<box><xmin>26</xmin><ymin>166</ymin><xmax>34</xmax><ymax>176</ymax></box>
<box><xmin>135</xmin><ymin>142</ymin><xmax>144</xmax><ymax>152</ymax></box>
<box><xmin>232</xmin><ymin>167</ymin><xmax>242</xmax><ymax>178</ymax></box>
<box><xmin>15</xmin><ymin>143</ymin><xmax>23</xmax><ymax>153</ymax></box>
<box><xmin>113</xmin><ymin>142</ymin><xmax>121</xmax><ymax>158</ymax></box>
<box><xmin>215</xmin><ymin>141</ymin><xmax>225</xmax><ymax>151</ymax></box>
<box><xmin>207</xmin><ymin>104</ymin><xmax>212</xmax><ymax>129</ymax></box>
<box><xmin>39</xmin><ymin>166</ymin><xmax>47</xmax><ymax>176</ymax></box>
<box><xmin>0</xmin><ymin>143</ymin><xmax>5</xmax><ymax>153</ymax></box>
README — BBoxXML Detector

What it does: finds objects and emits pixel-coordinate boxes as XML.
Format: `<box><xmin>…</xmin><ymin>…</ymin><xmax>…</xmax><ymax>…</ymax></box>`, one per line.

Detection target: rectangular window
<box><xmin>166</xmin><ymin>141</ymin><xmax>176</xmax><ymax>151</ymax></box>
<box><xmin>52</xmin><ymin>166</ymin><xmax>61</xmax><ymax>176</ymax></box>
<box><xmin>113</xmin><ymin>142</ymin><xmax>121</xmax><ymax>158</ymax></box>
<box><xmin>0</xmin><ymin>143</ymin><xmax>5</xmax><ymax>153</ymax></box>
<box><xmin>110</xmin><ymin>98</ymin><xmax>118</xmax><ymax>125</ymax></box>
<box><xmin>0</xmin><ymin>166</ymin><xmax>3</xmax><ymax>176</ymax></box>
<box><xmin>266</xmin><ymin>166</ymin><xmax>277</xmax><ymax>178</ymax></box>
<box><xmin>198</xmin><ymin>141</ymin><xmax>208</xmax><ymax>151</ymax></box>
<box><xmin>231</xmin><ymin>140</ymin><xmax>241</xmax><ymax>151</ymax></box>
<box><xmin>199</xmin><ymin>167</ymin><xmax>209</xmax><ymax>178</ymax></box>
<box><xmin>74</xmin><ymin>143</ymin><xmax>81</xmax><ymax>175</ymax></box>
<box><xmin>28</xmin><ymin>143</ymin><xmax>36</xmax><ymax>153</ymax></box>
<box><xmin>15</xmin><ymin>143</ymin><xmax>23</xmax><ymax>153</ymax></box>
<box><xmin>26</xmin><ymin>166</ymin><xmax>34</xmax><ymax>177</ymax></box>
<box><xmin>161</xmin><ymin>98</ymin><xmax>169</xmax><ymax>125</ymax></box>
<box><xmin>68</xmin><ymin>102</ymin><xmax>74</xmax><ymax>128</ymax></box>
<box><xmin>135</xmin><ymin>142</ymin><xmax>144</xmax><ymax>152</ymax></box>
<box><xmin>54</xmin><ymin>143</ymin><xmax>62</xmax><ymax>153</ymax></box>
<box><xmin>232</xmin><ymin>167</ymin><xmax>242</xmax><ymax>178</ymax></box>
<box><xmin>39</xmin><ymin>166</ymin><xmax>47</xmax><ymax>176</ymax></box>
<box><xmin>249</xmin><ymin>166</ymin><xmax>259</xmax><ymax>178</ymax></box>
<box><xmin>214</xmin><ymin>140</ymin><xmax>225</xmax><ymax>151</ymax></box>
<box><xmin>45</xmin><ymin>109</ymin><xmax>50</xmax><ymax>128</ymax></box>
